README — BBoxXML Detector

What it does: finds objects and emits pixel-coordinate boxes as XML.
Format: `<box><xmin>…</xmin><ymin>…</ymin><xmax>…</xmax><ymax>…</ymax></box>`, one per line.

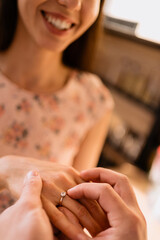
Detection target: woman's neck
<box><xmin>0</xmin><ymin>24</ymin><xmax>71</xmax><ymax>93</ymax></box>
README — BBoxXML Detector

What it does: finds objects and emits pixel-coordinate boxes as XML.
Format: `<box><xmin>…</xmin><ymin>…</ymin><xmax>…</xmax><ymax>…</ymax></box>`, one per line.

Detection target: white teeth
<box><xmin>44</xmin><ymin>13</ymin><xmax>72</xmax><ymax>30</ymax></box>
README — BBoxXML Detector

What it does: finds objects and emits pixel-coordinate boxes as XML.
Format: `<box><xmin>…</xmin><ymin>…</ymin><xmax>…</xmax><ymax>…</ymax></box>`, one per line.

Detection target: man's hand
<box><xmin>0</xmin><ymin>170</ymin><xmax>54</xmax><ymax>240</ymax></box>
<box><xmin>1</xmin><ymin>155</ymin><xmax>106</xmax><ymax>238</ymax></box>
<box><xmin>68</xmin><ymin>168</ymin><xmax>147</xmax><ymax>240</ymax></box>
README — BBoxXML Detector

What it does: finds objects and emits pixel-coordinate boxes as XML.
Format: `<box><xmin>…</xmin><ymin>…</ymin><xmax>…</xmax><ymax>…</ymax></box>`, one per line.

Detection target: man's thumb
<box><xmin>20</xmin><ymin>171</ymin><xmax>42</xmax><ymax>204</ymax></box>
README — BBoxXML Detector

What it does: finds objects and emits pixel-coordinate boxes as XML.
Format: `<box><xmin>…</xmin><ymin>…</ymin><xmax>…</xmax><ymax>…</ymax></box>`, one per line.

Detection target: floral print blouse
<box><xmin>0</xmin><ymin>70</ymin><xmax>113</xmax><ymax>212</ymax></box>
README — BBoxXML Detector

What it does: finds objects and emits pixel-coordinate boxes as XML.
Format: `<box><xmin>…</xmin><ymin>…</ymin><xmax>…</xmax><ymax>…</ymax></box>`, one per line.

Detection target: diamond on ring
<box><xmin>61</xmin><ymin>192</ymin><xmax>66</xmax><ymax>197</ymax></box>
<box><xmin>59</xmin><ymin>191</ymin><xmax>67</xmax><ymax>206</ymax></box>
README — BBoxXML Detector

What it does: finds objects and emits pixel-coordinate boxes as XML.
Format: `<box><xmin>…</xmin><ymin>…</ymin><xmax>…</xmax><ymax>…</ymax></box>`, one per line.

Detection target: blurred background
<box><xmin>94</xmin><ymin>1</ymin><xmax>160</xmax><ymax>239</ymax></box>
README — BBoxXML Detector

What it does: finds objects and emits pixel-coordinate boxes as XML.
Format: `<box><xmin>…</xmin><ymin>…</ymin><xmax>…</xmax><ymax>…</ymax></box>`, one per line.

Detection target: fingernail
<box><xmin>67</xmin><ymin>189</ymin><xmax>71</xmax><ymax>195</ymax></box>
<box><xmin>27</xmin><ymin>170</ymin><xmax>39</xmax><ymax>179</ymax></box>
<box><xmin>67</xmin><ymin>187</ymin><xmax>76</xmax><ymax>194</ymax></box>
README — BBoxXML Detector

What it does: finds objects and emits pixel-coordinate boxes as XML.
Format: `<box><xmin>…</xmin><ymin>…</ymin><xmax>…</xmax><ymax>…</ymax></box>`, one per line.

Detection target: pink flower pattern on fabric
<box><xmin>16</xmin><ymin>98</ymin><xmax>32</xmax><ymax>113</ymax></box>
<box><xmin>3</xmin><ymin>121</ymin><xmax>28</xmax><ymax>148</ymax></box>
<box><xmin>43</xmin><ymin>116</ymin><xmax>65</xmax><ymax>134</ymax></box>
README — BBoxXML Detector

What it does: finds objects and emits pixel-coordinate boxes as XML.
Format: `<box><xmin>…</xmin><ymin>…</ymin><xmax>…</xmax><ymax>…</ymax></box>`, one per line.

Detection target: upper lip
<box><xmin>41</xmin><ymin>10</ymin><xmax>77</xmax><ymax>25</ymax></box>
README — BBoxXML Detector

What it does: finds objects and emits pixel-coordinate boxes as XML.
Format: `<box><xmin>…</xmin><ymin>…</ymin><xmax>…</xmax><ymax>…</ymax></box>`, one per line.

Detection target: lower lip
<box><xmin>42</xmin><ymin>13</ymin><xmax>72</xmax><ymax>37</ymax></box>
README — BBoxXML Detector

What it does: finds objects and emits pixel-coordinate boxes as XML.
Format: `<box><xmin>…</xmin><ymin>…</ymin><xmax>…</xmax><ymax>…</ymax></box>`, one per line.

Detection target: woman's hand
<box><xmin>0</xmin><ymin>155</ymin><xmax>107</xmax><ymax>238</ymax></box>
<box><xmin>68</xmin><ymin>168</ymin><xmax>147</xmax><ymax>240</ymax></box>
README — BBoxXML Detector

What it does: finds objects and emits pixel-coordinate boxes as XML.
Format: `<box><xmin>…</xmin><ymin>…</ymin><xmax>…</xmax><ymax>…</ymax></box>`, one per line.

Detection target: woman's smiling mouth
<box><xmin>41</xmin><ymin>10</ymin><xmax>75</xmax><ymax>34</ymax></box>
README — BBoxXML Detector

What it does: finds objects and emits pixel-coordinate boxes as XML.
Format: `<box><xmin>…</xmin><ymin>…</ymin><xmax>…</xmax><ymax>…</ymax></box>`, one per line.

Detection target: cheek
<box><xmin>17</xmin><ymin>0</ymin><xmax>40</xmax><ymax>21</ymax></box>
<box><xmin>17</xmin><ymin>0</ymin><xmax>33</xmax><ymax>24</ymax></box>
<box><xmin>17</xmin><ymin>0</ymin><xmax>42</xmax><ymax>36</ymax></box>
<box><xmin>82</xmin><ymin>2</ymin><xmax>100</xmax><ymax>28</ymax></box>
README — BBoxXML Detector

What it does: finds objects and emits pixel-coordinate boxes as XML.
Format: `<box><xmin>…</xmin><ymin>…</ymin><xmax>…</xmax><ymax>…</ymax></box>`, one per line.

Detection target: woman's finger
<box><xmin>58</xmin><ymin>207</ymin><xmax>84</xmax><ymax>240</ymax></box>
<box><xmin>41</xmin><ymin>195</ymin><xmax>88</xmax><ymax>240</ymax></box>
<box><xmin>59</xmin><ymin>206</ymin><xmax>82</xmax><ymax>228</ymax></box>
<box><xmin>58</xmin><ymin>193</ymin><xmax>102</xmax><ymax>236</ymax></box>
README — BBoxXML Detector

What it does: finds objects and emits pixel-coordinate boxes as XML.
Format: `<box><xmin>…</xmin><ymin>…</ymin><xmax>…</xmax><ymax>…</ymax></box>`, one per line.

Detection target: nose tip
<box><xmin>57</xmin><ymin>0</ymin><xmax>82</xmax><ymax>11</ymax></box>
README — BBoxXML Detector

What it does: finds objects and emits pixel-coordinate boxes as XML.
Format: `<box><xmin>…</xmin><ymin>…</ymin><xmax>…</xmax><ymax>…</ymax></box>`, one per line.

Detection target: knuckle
<box><xmin>54</xmin><ymin>171</ymin><xmax>76</xmax><ymax>186</ymax></box>
<box><xmin>118</xmin><ymin>174</ymin><xmax>129</xmax><ymax>185</ymax></box>
<box><xmin>20</xmin><ymin>199</ymin><xmax>36</xmax><ymax>211</ymax></box>
<box><xmin>56</xmin><ymin>172</ymin><xmax>68</xmax><ymax>182</ymax></box>
<box><xmin>66</xmin><ymin>166</ymin><xmax>79</xmax><ymax>178</ymax></box>
<box><xmin>42</xmin><ymin>178</ymin><xmax>54</xmax><ymax>188</ymax></box>
<box><xmin>103</xmin><ymin>183</ymin><xmax>113</xmax><ymax>192</ymax></box>
<box><xmin>26</xmin><ymin>208</ymin><xmax>43</xmax><ymax>221</ymax></box>
<box><xmin>127</xmin><ymin>210</ymin><xmax>142</xmax><ymax>229</ymax></box>
<box><xmin>66</xmin><ymin>166</ymin><xmax>74</xmax><ymax>174</ymax></box>
<box><xmin>67</xmin><ymin>167</ymin><xmax>78</xmax><ymax>179</ymax></box>
<box><xmin>42</xmin><ymin>179</ymin><xmax>57</xmax><ymax>196</ymax></box>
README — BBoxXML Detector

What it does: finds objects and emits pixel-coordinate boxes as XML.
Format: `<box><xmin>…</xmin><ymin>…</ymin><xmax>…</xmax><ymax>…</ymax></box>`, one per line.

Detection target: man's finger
<box><xmin>80</xmin><ymin>168</ymin><xmax>129</xmax><ymax>186</ymax></box>
<box><xmin>80</xmin><ymin>168</ymin><xmax>138</xmax><ymax>206</ymax></box>
<box><xmin>68</xmin><ymin>183</ymin><xmax>126</xmax><ymax>218</ymax></box>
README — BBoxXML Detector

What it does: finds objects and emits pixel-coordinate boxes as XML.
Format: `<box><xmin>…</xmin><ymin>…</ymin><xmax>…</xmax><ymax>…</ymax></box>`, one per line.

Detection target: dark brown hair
<box><xmin>0</xmin><ymin>0</ymin><xmax>105</xmax><ymax>71</ymax></box>
<box><xmin>0</xmin><ymin>0</ymin><xmax>18</xmax><ymax>51</ymax></box>
<box><xmin>63</xmin><ymin>0</ymin><xmax>105</xmax><ymax>71</ymax></box>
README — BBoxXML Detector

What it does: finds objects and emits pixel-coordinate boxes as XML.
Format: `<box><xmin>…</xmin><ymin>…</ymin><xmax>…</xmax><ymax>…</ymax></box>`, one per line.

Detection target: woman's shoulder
<box><xmin>75</xmin><ymin>70</ymin><xmax>114</xmax><ymax>111</ymax></box>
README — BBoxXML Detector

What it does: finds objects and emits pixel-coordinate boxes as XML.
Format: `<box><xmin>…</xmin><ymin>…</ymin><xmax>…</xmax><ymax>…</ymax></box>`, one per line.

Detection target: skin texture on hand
<box><xmin>68</xmin><ymin>168</ymin><xmax>147</xmax><ymax>240</ymax></box>
<box><xmin>0</xmin><ymin>155</ymin><xmax>107</xmax><ymax>238</ymax></box>
<box><xmin>0</xmin><ymin>171</ymin><xmax>54</xmax><ymax>240</ymax></box>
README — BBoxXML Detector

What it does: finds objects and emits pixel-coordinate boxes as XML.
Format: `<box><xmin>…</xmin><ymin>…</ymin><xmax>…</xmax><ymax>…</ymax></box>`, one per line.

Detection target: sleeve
<box><xmin>80</xmin><ymin>72</ymin><xmax>114</xmax><ymax>125</ymax></box>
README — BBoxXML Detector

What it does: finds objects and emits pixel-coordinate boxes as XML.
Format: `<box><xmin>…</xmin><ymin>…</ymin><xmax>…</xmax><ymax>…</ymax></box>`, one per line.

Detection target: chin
<box><xmin>35</xmin><ymin>39</ymin><xmax>67</xmax><ymax>53</ymax></box>
<box><xmin>34</xmin><ymin>35</ymin><xmax>72</xmax><ymax>52</ymax></box>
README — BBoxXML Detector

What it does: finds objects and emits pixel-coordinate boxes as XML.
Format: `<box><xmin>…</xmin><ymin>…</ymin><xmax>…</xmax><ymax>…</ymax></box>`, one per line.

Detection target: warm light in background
<box><xmin>103</xmin><ymin>0</ymin><xmax>160</xmax><ymax>44</ymax></box>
